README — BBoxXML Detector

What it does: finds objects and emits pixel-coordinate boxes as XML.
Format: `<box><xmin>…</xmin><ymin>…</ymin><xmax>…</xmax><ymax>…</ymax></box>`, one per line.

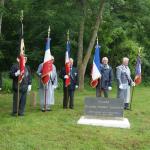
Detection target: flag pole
<box><xmin>44</xmin><ymin>26</ymin><xmax>51</xmax><ymax>112</ymax></box>
<box><xmin>66</xmin><ymin>30</ymin><xmax>70</xmax><ymax>106</ymax></box>
<box><xmin>17</xmin><ymin>10</ymin><xmax>24</xmax><ymax>117</ymax></box>
<box><xmin>129</xmin><ymin>86</ymin><xmax>134</xmax><ymax>111</ymax></box>
<box><xmin>129</xmin><ymin>47</ymin><xmax>141</xmax><ymax>110</ymax></box>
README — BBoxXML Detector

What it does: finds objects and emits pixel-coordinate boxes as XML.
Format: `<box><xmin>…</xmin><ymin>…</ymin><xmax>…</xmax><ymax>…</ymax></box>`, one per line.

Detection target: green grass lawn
<box><xmin>0</xmin><ymin>86</ymin><xmax>150</xmax><ymax>150</ymax></box>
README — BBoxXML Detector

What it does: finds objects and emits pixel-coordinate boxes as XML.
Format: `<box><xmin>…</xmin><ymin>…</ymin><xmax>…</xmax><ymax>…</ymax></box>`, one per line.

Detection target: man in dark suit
<box><xmin>60</xmin><ymin>58</ymin><xmax>78</xmax><ymax>109</ymax></box>
<box><xmin>10</xmin><ymin>56</ymin><xmax>32</xmax><ymax>116</ymax></box>
<box><xmin>96</xmin><ymin>57</ymin><xmax>113</xmax><ymax>98</ymax></box>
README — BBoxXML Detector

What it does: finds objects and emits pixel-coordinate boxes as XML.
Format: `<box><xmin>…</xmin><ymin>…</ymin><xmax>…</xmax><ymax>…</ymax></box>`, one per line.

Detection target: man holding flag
<box><xmin>10</xmin><ymin>38</ymin><xmax>32</xmax><ymax>116</ymax></box>
<box><xmin>60</xmin><ymin>32</ymin><xmax>78</xmax><ymax>109</ymax></box>
<box><xmin>37</xmin><ymin>27</ymin><xmax>57</xmax><ymax>112</ymax></box>
<box><xmin>116</xmin><ymin>57</ymin><xmax>135</xmax><ymax>110</ymax></box>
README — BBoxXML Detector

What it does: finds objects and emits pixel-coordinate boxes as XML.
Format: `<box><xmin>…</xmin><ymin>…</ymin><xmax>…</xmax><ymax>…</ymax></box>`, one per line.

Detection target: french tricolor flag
<box><xmin>18</xmin><ymin>38</ymin><xmax>25</xmax><ymax>83</ymax></box>
<box><xmin>65</xmin><ymin>41</ymin><xmax>71</xmax><ymax>87</ymax></box>
<box><xmin>134</xmin><ymin>55</ymin><xmax>142</xmax><ymax>85</ymax></box>
<box><xmin>90</xmin><ymin>44</ymin><xmax>101</xmax><ymax>88</ymax></box>
<box><xmin>41</xmin><ymin>38</ymin><xmax>53</xmax><ymax>85</ymax></box>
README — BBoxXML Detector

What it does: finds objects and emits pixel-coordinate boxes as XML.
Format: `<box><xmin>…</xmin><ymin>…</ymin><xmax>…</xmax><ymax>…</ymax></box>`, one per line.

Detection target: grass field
<box><xmin>0</xmin><ymin>86</ymin><xmax>150</xmax><ymax>150</ymax></box>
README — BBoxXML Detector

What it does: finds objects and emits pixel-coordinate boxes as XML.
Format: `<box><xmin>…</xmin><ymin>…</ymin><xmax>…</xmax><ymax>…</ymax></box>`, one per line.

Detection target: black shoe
<box><xmin>18</xmin><ymin>113</ymin><xmax>24</xmax><ymax>116</ymax></box>
<box><xmin>46</xmin><ymin>109</ymin><xmax>52</xmax><ymax>111</ymax></box>
<box><xmin>69</xmin><ymin>107</ymin><xmax>74</xmax><ymax>109</ymax></box>
<box><xmin>63</xmin><ymin>106</ymin><xmax>68</xmax><ymax>109</ymax></box>
<box><xmin>11</xmin><ymin>113</ymin><xmax>17</xmax><ymax>116</ymax></box>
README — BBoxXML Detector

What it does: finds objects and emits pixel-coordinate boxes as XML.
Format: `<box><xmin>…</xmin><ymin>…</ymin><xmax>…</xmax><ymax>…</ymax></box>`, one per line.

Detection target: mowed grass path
<box><xmin>0</xmin><ymin>86</ymin><xmax>150</xmax><ymax>150</ymax></box>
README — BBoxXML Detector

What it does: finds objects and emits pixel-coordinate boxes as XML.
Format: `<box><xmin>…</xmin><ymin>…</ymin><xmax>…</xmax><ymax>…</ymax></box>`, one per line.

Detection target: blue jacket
<box><xmin>100</xmin><ymin>64</ymin><xmax>113</xmax><ymax>89</ymax></box>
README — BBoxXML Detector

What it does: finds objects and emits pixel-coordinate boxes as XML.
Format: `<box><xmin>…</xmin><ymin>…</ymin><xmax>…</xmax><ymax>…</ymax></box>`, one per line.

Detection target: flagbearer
<box><xmin>60</xmin><ymin>58</ymin><xmax>78</xmax><ymax>109</ymax></box>
<box><xmin>10</xmin><ymin>56</ymin><xmax>32</xmax><ymax>116</ymax></box>
<box><xmin>96</xmin><ymin>57</ymin><xmax>113</xmax><ymax>97</ymax></box>
<box><xmin>37</xmin><ymin>56</ymin><xmax>57</xmax><ymax>111</ymax></box>
<box><xmin>116</xmin><ymin>57</ymin><xmax>135</xmax><ymax>110</ymax></box>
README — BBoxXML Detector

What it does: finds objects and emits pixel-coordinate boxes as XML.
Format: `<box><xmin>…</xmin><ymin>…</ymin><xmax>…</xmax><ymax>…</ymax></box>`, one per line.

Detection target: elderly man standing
<box><xmin>96</xmin><ymin>57</ymin><xmax>113</xmax><ymax>98</ymax></box>
<box><xmin>60</xmin><ymin>58</ymin><xmax>78</xmax><ymax>109</ymax></box>
<box><xmin>37</xmin><ymin>56</ymin><xmax>57</xmax><ymax>112</ymax></box>
<box><xmin>10</xmin><ymin>56</ymin><xmax>32</xmax><ymax>116</ymax></box>
<box><xmin>116</xmin><ymin>57</ymin><xmax>135</xmax><ymax>110</ymax></box>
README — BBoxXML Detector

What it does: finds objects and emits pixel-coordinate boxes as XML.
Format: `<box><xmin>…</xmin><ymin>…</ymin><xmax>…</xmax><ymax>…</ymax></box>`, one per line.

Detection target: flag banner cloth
<box><xmin>65</xmin><ymin>41</ymin><xmax>71</xmax><ymax>87</ymax></box>
<box><xmin>41</xmin><ymin>38</ymin><xmax>53</xmax><ymax>85</ymax></box>
<box><xmin>18</xmin><ymin>38</ymin><xmax>25</xmax><ymax>83</ymax></box>
<box><xmin>90</xmin><ymin>44</ymin><xmax>101</xmax><ymax>88</ymax></box>
<box><xmin>134</xmin><ymin>55</ymin><xmax>142</xmax><ymax>85</ymax></box>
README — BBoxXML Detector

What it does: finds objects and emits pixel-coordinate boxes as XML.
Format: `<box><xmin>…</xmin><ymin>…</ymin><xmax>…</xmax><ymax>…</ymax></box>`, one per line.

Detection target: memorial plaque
<box><xmin>84</xmin><ymin>97</ymin><xmax>124</xmax><ymax>119</ymax></box>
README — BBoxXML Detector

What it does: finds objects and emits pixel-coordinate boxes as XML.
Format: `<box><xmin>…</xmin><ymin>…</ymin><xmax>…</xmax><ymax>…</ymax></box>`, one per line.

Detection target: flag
<box><xmin>65</xmin><ymin>41</ymin><xmax>71</xmax><ymax>87</ymax></box>
<box><xmin>18</xmin><ymin>38</ymin><xmax>25</xmax><ymax>83</ymax></box>
<box><xmin>41</xmin><ymin>38</ymin><xmax>53</xmax><ymax>85</ymax></box>
<box><xmin>134</xmin><ymin>55</ymin><xmax>141</xmax><ymax>85</ymax></box>
<box><xmin>90</xmin><ymin>44</ymin><xmax>101</xmax><ymax>88</ymax></box>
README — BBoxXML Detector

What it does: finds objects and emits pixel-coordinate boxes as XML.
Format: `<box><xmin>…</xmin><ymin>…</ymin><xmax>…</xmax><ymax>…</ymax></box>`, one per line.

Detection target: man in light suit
<box><xmin>96</xmin><ymin>57</ymin><xmax>113</xmax><ymax>98</ymax></box>
<box><xmin>116</xmin><ymin>57</ymin><xmax>135</xmax><ymax>110</ymax></box>
<box><xmin>37</xmin><ymin>56</ymin><xmax>58</xmax><ymax>112</ymax></box>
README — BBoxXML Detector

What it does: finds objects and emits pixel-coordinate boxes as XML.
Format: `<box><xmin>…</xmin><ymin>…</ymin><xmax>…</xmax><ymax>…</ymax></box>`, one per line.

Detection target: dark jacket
<box><xmin>100</xmin><ymin>64</ymin><xmax>113</xmax><ymax>89</ymax></box>
<box><xmin>60</xmin><ymin>67</ymin><xmax>78</xmax><ymax>91</ymax></box>
<box><xmin>10</xmin><ymin>64</ymin><xmax>32</xmax><ymax>92</ymax></box>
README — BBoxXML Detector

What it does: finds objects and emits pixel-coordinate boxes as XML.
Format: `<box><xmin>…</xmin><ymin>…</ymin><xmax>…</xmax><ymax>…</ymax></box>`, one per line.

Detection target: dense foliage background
<box><xmin>0</xmin><ymin>0</ymin><xmax>150</xmax><ymax>83</ymax></box>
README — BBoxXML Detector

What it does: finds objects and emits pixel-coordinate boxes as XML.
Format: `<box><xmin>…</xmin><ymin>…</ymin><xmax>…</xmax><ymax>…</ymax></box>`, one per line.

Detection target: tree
<box><xmin>0</xmin><ymin>0</ymin><xmax>4</xmax><ymax>36</ymax></box>
<box><xmin>77</xmin><ymin>0</ymin><xmax>106</xmax><ymax>90</ymax></box>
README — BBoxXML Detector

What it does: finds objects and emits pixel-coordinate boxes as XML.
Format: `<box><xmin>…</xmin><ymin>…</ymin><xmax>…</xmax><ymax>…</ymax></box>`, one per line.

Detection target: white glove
<box><xmin>119</xmin><ymin>84</ymin><xmax>123</xmax><ymax>89</ymax></box>
<box><xmin>53</xmin><ymin>85</ymin><xmax>57</xmax><ymax>89</ymax></box>
<box><xmin>75</xmin><ymin>85</ymin><xmax>78</xmax><ymax>89</ymax></box>
<box><xmin>132</xmin><ymin>82</ymin><xmax>136</xmax><ymax>87</ymax></box>
<box><xmin>38</xmin><ymin>73</ymin><xmax>42</xmax><ymax>76</ymax></box>
<box><xmin>15</xmin><ymin>70</ymin><xmax>20</xmax><ymax>76</ymax></box>
<box><xmin>0</xmin><ymin>88</ymin><xmax>1</xmax><ymax>91</ymax></box>
<box><xmin>27</xmin><ymin>85</ymin><xmax>32</xmax><ymax>92</ymax></box>
<box><xmin>108</xmin><ymin>86</ymin><xmax>112</xmax><ymax>91</ymax></box>
<box><xmin>64</xmin><ymin>75</ymin><xmax>69</xmax><ymax>79</ymax></box>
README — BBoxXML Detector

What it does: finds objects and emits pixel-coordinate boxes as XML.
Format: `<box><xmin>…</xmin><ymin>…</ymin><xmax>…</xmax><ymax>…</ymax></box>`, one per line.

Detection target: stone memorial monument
<box><xmin>77</xmin><ymin>97</ymin><xmax>130</xmax><ymax>128</ymax></box>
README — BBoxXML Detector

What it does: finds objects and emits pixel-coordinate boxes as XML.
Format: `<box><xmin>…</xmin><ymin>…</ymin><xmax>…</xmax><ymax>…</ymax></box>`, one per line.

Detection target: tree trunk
<box><xmin>78</xmin><ymin>0</ymin><xmax>106</xmax><ymax>90</ymax></box>
<box><xmin>78</xmin><ymin>64</ymin><xmax>86</xmax><ymax>90</ymax></box>
<box><xmin>0</xmin><ymin>0</ymin><xmax>4</xmax><ymax>36</ymax></box>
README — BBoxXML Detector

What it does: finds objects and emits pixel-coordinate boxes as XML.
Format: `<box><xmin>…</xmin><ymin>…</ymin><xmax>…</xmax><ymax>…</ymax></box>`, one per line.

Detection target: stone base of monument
<box><xmin>77</xmin><ymin>116</ymin><xmax>130</xmax><ymax>129</ymax></box>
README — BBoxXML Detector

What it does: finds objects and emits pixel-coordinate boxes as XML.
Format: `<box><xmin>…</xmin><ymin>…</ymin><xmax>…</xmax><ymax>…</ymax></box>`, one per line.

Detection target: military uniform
<box><xmin>116</xmin><ymin>65</ymin><xmax>133</xmax><ymax>109</ymax></box>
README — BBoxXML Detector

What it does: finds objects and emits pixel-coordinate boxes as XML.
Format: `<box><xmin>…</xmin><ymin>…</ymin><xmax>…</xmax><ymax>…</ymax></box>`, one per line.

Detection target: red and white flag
<box><xmin>65</xmin><ymin>41</ymin><xmax>71</xmax><ymax>87</ymax></box>
<box><xmin>41</xmin><ymin>38</ymin><xmax>53</xmax><ymax>85</ymax></box>
<box><xmin>18</xmin><ymin>38</ymin><xmax>25</xmax><ymax>83</ymax></box>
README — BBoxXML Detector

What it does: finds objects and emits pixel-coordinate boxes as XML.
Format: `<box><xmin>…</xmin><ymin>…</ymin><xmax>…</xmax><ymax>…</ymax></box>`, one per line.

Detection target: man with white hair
<box><xmin>116</xmin><ymin>57</ymin><xmax>135</xmax><ymax>110</ymax></box>
<box><xmin>37</xmin><ymin>55</ymin><xmax>58</xmax><ymax>111</ymax></box>
<box><xmin>96</xmin><ymin>57</ymin><xmax>113</xmax><ymax>97</ymax></box>
<box><xmin>60</xmin><ymin>58</ymin><xmax>78</xmax><ymax>109</ymax></box>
